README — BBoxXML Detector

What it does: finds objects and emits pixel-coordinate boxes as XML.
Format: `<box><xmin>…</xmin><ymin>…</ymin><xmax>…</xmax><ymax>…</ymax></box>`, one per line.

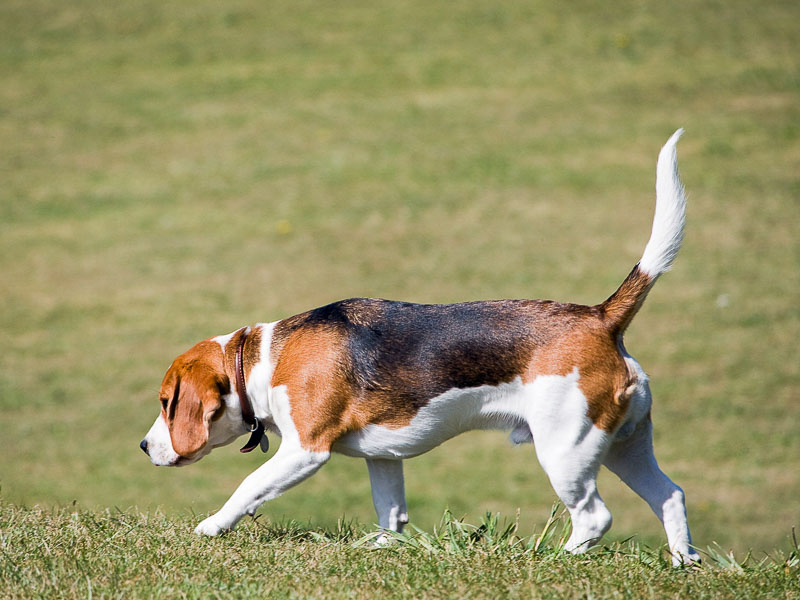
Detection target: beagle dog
<box><xmin>141</xmin><ymin>130</ymin><xmax>699</xmax><ymax>564</ymax></box>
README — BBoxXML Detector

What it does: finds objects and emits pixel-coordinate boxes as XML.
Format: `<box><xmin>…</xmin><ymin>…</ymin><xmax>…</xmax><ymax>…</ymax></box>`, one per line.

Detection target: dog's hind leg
<box><xmin>366</xmin><ymin>458</ymin><xmax>408</xmax><ymax>541</ymax></box>
<box><xmin>529</xmin><ymin>377</ymin><xmax>614</xmax><ymax>554</ymax></box>
<box><xmin>534</xmin><ymin>434</ymin><xmax>614</xmax><ymax>554</ymax></box>
<box><xmin>603</xmin><ymin>417</ymin><xmax>700</xmax><ymax>565</ymax></box>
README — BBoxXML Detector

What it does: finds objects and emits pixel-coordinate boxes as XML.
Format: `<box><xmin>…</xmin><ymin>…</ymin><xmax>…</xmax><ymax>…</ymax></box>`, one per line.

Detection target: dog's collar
<box><xmin>235</xmin><ymin>327</ymin><xmax>267</xmax><ymax>454</ymax></box>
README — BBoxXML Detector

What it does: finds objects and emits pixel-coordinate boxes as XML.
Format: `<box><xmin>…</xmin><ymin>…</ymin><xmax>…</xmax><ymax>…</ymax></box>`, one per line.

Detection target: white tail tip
<box><xmin>639</xmin><ymin>129</ymin><xmax>687</xmax><ymax>278</ymax></box>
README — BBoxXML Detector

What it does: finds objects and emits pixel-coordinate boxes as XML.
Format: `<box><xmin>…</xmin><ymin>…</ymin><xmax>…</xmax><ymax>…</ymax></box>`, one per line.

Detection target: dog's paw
<box><xmin>672</xmin><ymin>549</ymin><xmax>702</xmax><ymax>567</ymax></box>
<box><xmin>194</xmin><ymin>515</ymin><xmax>231</xmax><ymax>537</ymax></box>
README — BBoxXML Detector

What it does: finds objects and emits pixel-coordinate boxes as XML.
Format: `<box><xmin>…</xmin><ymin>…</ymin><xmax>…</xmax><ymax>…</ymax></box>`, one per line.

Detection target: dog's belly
<box><xmin>333</xmin><ymin>378</ymin><xmax>531</xmax><ymax>460</ymax></box>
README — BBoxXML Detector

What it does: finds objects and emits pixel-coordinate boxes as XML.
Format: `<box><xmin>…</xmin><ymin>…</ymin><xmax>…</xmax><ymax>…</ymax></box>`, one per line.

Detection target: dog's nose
<box><xmin>139</xmin><ymin>439</ymin><xmax>149</xmax><ymax>455</ymax></box>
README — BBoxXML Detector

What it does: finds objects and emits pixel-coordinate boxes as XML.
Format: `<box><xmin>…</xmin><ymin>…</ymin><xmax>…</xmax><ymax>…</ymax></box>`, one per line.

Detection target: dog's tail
<box><xmin>600</xmin><ymin>129</ymin><xmax>686</xmax><ymax>335</ymax></box>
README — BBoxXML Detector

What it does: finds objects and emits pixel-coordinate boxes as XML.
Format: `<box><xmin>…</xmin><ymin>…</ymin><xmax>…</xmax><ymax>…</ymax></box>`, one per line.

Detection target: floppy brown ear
<box><xmin>169</xmin><ymin>369</ymin><xmax>224</xmax><ymax>457</ymax></box>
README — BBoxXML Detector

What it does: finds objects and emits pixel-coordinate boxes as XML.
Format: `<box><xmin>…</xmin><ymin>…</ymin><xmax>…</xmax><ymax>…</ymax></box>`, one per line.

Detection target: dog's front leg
<box><xmin>195</xmin><ymin>443</ymin><xmax>330</xmax><ymax>536</ymax></box>
<box><xmin>366</xmin><ymin>458</ymin><xmax>408</xmax><ymax>543</ymax></box>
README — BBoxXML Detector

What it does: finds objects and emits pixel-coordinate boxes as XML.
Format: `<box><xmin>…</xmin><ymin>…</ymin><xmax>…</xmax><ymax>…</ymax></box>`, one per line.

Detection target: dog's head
<box><xmin>140</xmin><ymin>340</ymin><xmax>246</xmax><ymax>466</ymax></box>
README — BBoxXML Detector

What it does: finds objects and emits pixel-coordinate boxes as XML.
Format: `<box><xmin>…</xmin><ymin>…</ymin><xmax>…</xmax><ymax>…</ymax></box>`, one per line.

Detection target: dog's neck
<box><xmin>226</xmin><ymin>322</ymin><xmax>278</xmax><ymax>430</ymax></box>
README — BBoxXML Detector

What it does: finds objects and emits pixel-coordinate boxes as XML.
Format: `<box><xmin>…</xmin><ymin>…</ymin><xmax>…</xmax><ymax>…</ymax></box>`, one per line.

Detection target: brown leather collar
<box><xmin>235</xmin><ymin>327</ymin><xmax>267</xmax><ymax>453</ymax></box>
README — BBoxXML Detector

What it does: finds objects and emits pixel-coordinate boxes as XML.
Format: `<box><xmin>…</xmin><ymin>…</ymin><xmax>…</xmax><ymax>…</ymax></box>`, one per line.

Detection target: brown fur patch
<box><xmin>271</xmin><ymin>326</ymin><xmax>358</xmax><ymax>452</ymax></box>
<box><xmin>601</xmin><ymin>265</ymin><xmax>654</xmax><ymax>335</ymax></box>
<box><xmin>524</xmin><ymin>316</ymin><xmax>635</xmax><ymax>433</ymax></box>
<box><xmin>222</xmin><ymin>326</ymin><xmax>263</xmax><ymax>384</ymax></box>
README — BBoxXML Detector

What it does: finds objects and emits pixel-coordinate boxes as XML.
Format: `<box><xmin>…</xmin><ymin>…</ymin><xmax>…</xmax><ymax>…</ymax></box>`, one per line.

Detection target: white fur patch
<box><xmin>249</xmin><ymin>322</ymin><xmax>278</xmax><ymax>423</ymax></box>
<box><xmin>143</xmin><ymin>414</ymin><xmax>180</xmax><ymax>466</ymax></box>
<box><xmin>639</xmin><ymin>129</ymin><xmax>686</xmax><ymax>278</ymax></box>
<box><xmin>333</xmin><ymin>378</ymin><xmax>530</xmax><ymax>459</ymax></box>
<box><xmin>212</xmin><ymin>330</ymin><xmax>237</xmax><ymax>352</ymax></box>
<box><xmin>331</xmin><ymin>371</ymin><xmax>614</xmax><ymax>461</ymax></box>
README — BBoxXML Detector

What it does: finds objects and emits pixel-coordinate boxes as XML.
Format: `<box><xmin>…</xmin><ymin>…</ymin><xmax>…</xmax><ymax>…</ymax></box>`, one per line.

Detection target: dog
<box><xmin>141</xmin><ymin>130</ymin><xmax>699</xmax><ymax>564</ymax></box>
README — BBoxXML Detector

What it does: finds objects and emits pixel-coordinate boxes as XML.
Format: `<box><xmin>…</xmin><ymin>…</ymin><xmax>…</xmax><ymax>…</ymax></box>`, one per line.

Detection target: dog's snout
<box><xmin>139</xmin><ymin>439</ymin><xmax>149</xmax><ymax>455</ymax></box>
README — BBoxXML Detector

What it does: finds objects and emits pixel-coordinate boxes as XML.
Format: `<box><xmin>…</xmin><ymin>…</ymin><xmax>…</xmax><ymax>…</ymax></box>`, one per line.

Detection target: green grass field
<box><xmin>1</xmin><ymin>0</ymin><xmax>798</xmax><ymax>597</ymax></box>
<box><xmin>2</xmin><ymin>504</ymin><xmax>798</xmax><ymax>599</ymax></box>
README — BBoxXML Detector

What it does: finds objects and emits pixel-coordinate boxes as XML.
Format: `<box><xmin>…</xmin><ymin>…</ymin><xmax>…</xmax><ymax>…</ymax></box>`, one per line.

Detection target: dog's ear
<box><xmin>169</xmin><ymin>369</ymin><xmax>225</xmax><ymax>458</ymax></box>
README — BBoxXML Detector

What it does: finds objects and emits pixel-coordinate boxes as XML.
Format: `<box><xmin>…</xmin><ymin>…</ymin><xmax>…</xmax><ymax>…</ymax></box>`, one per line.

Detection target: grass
<box><xmin>1</xmin><ymin>0</ymin><xmax>798</xmax><ymax>596</ymax></box>
<box><xmin>2</xmin><ymin>502</ymin><xmax>798</xmax><ymax>599</ymax></box>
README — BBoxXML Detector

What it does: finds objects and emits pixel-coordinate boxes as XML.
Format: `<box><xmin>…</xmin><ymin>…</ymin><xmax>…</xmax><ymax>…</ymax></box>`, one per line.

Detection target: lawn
<box><xmin>1</xmin><ymin>504</ymin><xmax>798</xmax><ymax>599</ymax></box>
<box><xmin>1</xmin><ymin>0</ymin><xmax>798</xmax><ymax>596</ymax></box>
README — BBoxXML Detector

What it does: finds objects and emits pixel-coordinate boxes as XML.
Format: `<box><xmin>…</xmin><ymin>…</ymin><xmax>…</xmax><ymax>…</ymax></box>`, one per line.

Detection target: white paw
<box><xmin>672</xmin><ymin>549</ymin><xmax>701</xmax><ymax>566</ymax></box>
<box><xmin>194</xmin><ymin>515</ymin><xmax>231</xmax><ymax>537</ymax></box>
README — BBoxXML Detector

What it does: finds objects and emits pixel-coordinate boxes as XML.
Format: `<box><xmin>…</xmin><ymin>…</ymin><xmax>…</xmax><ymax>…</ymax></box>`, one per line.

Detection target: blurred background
<box><xmin>1</xmin><ymin>0</ymin><xmax>797</xmax><ymax>555</ymax></box>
